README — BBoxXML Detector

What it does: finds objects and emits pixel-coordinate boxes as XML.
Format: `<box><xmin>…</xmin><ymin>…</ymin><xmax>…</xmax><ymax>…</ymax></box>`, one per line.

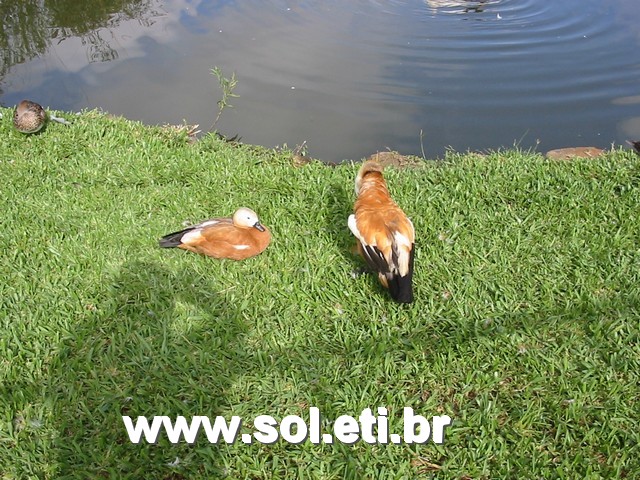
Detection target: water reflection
<box><xmin>1</xmin><ymin>0</ymin><xmax>639</xmax><ymax>161</ymax></box>
<box><xmin>424</xmin><ymin>0</ymin><xmax>493</xmax><ymax>14</ymax></box>
<box><xmin>0</xmin><ymin>0</ymin><xmax>162</xmax><ymax>77</ymax></box>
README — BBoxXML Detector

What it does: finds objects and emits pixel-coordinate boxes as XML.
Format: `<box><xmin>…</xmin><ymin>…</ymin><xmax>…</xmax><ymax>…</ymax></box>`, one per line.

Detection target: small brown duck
<box><xmin>159</xmin><ymin>207</ymin><xmax>271</xmax><ymax>260</ymax></box>
<box><xmin>13</xmin><ymin>100</ymin><xmax>70</xmax><ymax>134</ymax></box>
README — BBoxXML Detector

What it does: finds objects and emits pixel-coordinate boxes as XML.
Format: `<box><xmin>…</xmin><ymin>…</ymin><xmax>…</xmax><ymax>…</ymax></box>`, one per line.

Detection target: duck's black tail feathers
<box><xmin>387</xmin><ymin>273</ymin><xmax>414</xmax><ymax>303</ymax></box>
<box><xmin>386</xmin><ymin>247</ymin><xmax>415</xmax><ymax>303</ymax></box>
<box><xmin>159</xmin><ymin>228</ymin><xmax>192</xmax><ymax>248</ymax></box>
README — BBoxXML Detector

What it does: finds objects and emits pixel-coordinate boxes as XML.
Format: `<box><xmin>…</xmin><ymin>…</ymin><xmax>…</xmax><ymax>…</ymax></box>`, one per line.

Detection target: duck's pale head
<box><xmin>233</xmin><ymin>207</ymin><xmax>266</xmax><ymax>231</ymax></box>
<box><xmin>355</xmin><ymin>159</ymin><xmax>385</xmax><ymax>195</ymax></box>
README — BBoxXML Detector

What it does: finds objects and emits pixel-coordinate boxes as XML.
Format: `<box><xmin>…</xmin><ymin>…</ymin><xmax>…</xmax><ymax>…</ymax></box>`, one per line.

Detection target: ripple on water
<box><xmin>348</xmin><ymin>0</ymin><xmax>630</xmax><ymax>109</ymax></box>
<box><xmin>195</xmin><ymin>0</ymin><xmax>639</xmax><ymax>157</ymax></box>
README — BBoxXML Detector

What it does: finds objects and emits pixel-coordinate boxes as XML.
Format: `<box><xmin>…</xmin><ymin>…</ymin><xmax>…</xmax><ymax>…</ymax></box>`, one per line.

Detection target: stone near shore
<box><xmin>365</xmin><ymin>151</ymin><xmax>424</xmax><ymax>168</ymax></box>
<box><xmin>545</xmin><ymin>147</ymin><xmax>605</xmax><ymax>160</ymax></box>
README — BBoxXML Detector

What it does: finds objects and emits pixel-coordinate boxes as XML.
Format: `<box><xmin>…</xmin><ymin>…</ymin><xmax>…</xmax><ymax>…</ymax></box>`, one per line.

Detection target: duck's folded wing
<box><xmin>158</xmin><ymin>218</ymin><xmax>228</xmax><ymax>248</ymax></box>
<box><xmin>349</xmin><ymin>213</ymin><xmax>393</xmax><ymax>273</ymax></box>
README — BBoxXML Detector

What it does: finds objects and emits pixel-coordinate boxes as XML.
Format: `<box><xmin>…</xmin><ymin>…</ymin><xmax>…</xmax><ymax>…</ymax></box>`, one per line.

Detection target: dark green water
<box><xmin>1</xmin><ymin>0</ymin><xmax>639</xmax><ymax>161</ymax></box>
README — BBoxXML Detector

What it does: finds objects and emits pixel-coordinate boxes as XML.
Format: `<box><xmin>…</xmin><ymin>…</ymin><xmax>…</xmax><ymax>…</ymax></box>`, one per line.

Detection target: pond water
<box><xmin>2</xmin><ymin>0</ymin><xmax>639</xmax><ymax>162</ymax></box>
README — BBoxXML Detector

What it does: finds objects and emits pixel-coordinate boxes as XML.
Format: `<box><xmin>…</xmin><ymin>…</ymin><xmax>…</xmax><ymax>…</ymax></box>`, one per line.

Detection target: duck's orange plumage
<box><xmin>348</xmin><ymin>160</ymin><xmax>415</xmax><ymax>303</ymax></box>
<box><xmin>159</xmin><ymin>207</ymin><xmax>271</xmax><ymax>260</ymax></box>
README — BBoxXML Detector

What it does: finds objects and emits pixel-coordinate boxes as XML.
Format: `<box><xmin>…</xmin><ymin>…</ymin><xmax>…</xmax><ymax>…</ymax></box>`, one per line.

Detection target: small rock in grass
<box><xmin>365</xmin><ymin>151</ymin><xmax>423</xmax><ymax>168</ymax></box>
<box><xmin>545</xmin><ymin>147</ymin><xmax>604</xmax><ymax>160</ymax></box>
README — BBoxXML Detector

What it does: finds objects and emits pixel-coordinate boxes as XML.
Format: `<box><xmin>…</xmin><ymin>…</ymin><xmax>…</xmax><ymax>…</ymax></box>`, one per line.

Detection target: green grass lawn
<box><xmin>1</xmin><ymin>108</ymin><xmax>639</xmax><ymax>479</ymax></box>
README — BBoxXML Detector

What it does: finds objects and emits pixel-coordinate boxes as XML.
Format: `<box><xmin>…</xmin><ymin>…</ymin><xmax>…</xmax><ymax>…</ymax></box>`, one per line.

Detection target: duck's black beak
<box><xmin>254</xmin><ymin>222</ymin><xmax>266</xmax><ymax>232</ymax></box>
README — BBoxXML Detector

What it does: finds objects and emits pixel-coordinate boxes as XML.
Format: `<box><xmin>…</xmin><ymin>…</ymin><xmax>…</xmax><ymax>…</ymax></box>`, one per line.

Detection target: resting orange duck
<box><xmin>159</xmin><ymin>207</ymin><xmax>271</xmax><ymax>260</ymax></box>
<box><xmin>348</xmin><ymin>160</ymin><xmax>415</xmax><ymax>303</ymax></box>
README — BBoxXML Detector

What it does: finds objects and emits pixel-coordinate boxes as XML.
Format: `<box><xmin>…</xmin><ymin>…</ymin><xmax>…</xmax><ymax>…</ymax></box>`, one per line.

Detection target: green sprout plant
<box><xmin>210</xmin><ymin>66</ymin><xmax>239</xmax><ymax>132</ymax></box>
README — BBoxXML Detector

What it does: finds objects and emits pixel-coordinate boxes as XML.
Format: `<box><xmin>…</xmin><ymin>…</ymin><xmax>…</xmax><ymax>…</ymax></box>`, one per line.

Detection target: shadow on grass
<box><xmin>35</xmin><ymin>263</ymin><xmax>639</xmax><ymax>478</ymax></box>
<box><xmin>44</xmin><ymin>260</ymin><xmax>251</xmax><ymax>478</ymax></box>
<box><xmin>323</xmin><ymin>178</ymin><xmax>354</xmax><ymax>257</ymax></box>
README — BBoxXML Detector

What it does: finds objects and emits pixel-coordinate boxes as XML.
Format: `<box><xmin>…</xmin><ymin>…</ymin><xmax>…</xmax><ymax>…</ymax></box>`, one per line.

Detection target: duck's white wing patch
<box><xmin>181</xmin><ymin>219</ymin><xmax>223</xmax><ymax>244</ymax></box>
<box><xmin>393</xmin><ymin>230</ymin><xmax>413</xmax><ymax>275</ymax></box>
<box><xmin>393</xmin><ymin>231</ymin><xmax>412</xmax><ymax>250</ymax></box>
<box><xmin>407</xmin><ymin>217</ymin><xmax>415</xmax><ymax>237</ymax></box>
<box><xmin>199</xmin><ymin>219</ymin><xmax>222</xmax><ymax>228</ymax></box>
<box><xmin>180</xmin><ymin>229</ymin><xmax>203</xmax><ymax>244</ymax></box>
<box><xmin>348</xmin><ymin>214</ymin><xmax>363</xmax><ymax>241</ymax></box>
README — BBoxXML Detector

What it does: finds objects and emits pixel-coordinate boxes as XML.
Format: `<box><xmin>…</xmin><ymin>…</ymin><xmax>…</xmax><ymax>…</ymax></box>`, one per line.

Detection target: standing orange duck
<box><xmin>348</xmin><ymin>160</ymin><xmax>415</xmax><ymax>303</ymax></box>
<box><xmin>159</xmin><ymin>207</ymin><xmax>271</xmax><ymax>260</ymax></box>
